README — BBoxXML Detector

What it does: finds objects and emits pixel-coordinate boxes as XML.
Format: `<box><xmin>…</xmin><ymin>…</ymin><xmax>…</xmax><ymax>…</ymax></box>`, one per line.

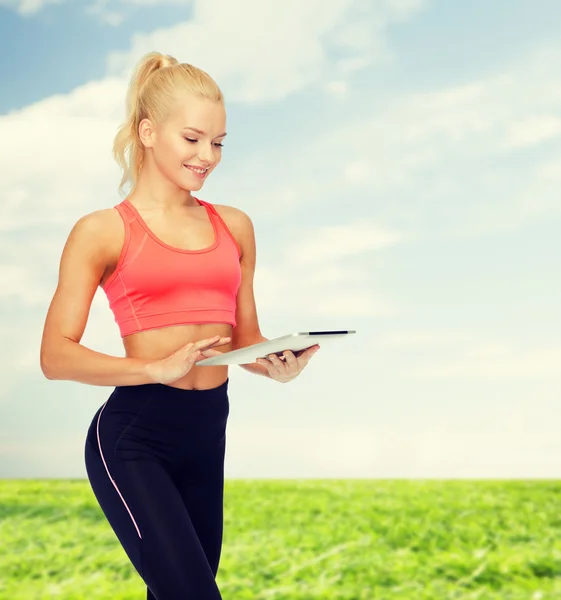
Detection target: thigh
<box><xmin>84</xmin><ymin>438</ymin><xmax>144</xmax><ymax>578</ymax></box>
<box><xmin>173</xmin><ymin>436</ymin><xmax>227</xmax><ymax>577</ymax></box>
<box><xmin>109</xmin><ymin>456</ymin><xmax>223</xmax><ymax>600</ymax></box>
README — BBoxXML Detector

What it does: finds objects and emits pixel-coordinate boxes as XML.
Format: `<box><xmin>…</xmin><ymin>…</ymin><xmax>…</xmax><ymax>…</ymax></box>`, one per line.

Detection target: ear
<box><xmin>138</xmin><ymin>118</ymin><xmax>156</xmax><ymax>149</ymax></box>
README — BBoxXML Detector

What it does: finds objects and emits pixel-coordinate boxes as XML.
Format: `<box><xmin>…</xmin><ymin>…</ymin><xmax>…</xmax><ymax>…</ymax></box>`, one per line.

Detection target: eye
<box><xmin>184</xmin><ymin>137</ymin><xmax>224</xmax><ymax>148</ymax></box>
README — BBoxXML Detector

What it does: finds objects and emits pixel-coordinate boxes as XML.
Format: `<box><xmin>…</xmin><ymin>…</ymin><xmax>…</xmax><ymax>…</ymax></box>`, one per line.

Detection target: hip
<box><xmin>86</xmin><ymin>378</ymin><xmax>230</xmax><ymax>465</ymax></box>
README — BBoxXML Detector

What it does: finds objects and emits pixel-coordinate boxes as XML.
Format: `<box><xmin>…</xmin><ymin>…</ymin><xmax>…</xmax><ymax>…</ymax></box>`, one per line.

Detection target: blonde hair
<box><xmin>112</xmin><ymin>51</ymin><xmax>224</xmax><ymax>196</ymax></box>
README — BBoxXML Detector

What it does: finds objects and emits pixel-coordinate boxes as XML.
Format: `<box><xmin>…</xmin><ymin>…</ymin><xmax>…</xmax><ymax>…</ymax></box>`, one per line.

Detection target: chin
<box><xmin>178</xmin><ymin>177</ymin><xmax>204</xmax><ymax>191</ymax></box>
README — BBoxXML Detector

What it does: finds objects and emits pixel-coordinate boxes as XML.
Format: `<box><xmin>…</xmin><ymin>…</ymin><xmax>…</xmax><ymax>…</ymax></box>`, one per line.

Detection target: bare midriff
<box><xmin>122</xmin><ymin>323</ymin><xmax>233</xmax><ymax>390</ymax></box>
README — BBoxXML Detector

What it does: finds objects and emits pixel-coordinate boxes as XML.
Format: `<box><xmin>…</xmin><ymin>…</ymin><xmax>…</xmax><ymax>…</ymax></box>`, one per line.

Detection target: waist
<box><xmin>103</xmin><ymin>379</ymin><xmax>230</xmax><ymax>443</ymax></box>
<box><xmin>116</xmin><ymin>377</ymin><xmax>229</xmax><ymax>399</ymax></box>
<box><xmin>111</xmin><ymin>378</ymin><xmax>230</xmax><ymax>416</ymax></box>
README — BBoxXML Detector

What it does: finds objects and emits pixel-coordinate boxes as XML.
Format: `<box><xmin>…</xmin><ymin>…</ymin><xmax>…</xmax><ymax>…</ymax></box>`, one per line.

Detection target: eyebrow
<box><xmin>182</xmin><ymin>127</ymin><xmax>227</xmax><ymax>138</ymax></box>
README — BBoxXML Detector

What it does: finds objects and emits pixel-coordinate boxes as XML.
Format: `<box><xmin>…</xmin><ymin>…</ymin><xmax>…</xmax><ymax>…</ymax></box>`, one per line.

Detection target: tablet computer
<box><xmin>196</xmin><ymin>330</ymin><xmax>356</xmax><ymax>366</ymax></box>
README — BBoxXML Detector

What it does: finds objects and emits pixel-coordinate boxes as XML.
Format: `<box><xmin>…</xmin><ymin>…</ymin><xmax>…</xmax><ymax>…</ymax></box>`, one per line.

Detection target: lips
<box><xmin>184</xmin><ymin>165</ymin><xmax>209</xmax><ymax>179</ymax></box>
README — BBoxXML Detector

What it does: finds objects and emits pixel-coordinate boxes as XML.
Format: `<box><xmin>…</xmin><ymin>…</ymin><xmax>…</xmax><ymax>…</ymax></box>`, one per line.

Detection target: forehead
<box><xmin>166</xmin><ymin>93</ymin><xmax>226</xmax><ymax>133</ymax></box>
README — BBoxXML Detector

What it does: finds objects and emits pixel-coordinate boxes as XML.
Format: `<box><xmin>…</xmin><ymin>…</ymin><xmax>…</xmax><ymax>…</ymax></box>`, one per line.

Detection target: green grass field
<box><xmin>1</xmin><ymin>479</ymin><xmax>561</xmax><ymax>599</ymax></box>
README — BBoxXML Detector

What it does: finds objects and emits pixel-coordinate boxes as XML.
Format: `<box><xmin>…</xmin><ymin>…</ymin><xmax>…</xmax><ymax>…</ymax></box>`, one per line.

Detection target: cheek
<box><xmin>170</xmin><ymin>138</ymin><xmax>190</xmax><ymax>159</ymax></box>
<box><xmin>156</xmin><ymin>139</ymin><xmax>193</xmax><ymax>166</ymax></box>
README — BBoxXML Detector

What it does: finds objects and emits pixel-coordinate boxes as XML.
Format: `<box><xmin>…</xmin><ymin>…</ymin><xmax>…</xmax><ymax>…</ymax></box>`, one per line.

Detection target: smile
<box><xmin>184</xmin><ymin>165</ymin><xmax>209</xmax><ymax>178</ymax></box>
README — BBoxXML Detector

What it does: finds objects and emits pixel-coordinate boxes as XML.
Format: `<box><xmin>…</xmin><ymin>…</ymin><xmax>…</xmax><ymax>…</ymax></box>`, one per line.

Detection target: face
<box><xmin>139</xmin><ymin>92</ymin><xmax>226</xmax><ymax>192</ymax></box>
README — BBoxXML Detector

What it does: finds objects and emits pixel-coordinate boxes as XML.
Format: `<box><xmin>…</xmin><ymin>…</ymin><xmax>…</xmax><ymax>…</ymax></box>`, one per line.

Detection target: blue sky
<box><xmin>1</xmin><ymin>0</ymin><xmax>560</xmax><ymax>479</ymax></box>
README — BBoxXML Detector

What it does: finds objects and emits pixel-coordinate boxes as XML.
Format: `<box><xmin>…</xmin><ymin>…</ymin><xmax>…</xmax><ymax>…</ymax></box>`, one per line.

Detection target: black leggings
<box><xmin>84</xmin><ymin>378</ymin><xmax>230</xmax><ymax>600</ymax></box>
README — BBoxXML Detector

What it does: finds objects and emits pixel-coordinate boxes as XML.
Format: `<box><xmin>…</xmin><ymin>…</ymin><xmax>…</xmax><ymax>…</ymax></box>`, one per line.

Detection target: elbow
<box><xmin>40</xmin><ymin>334</ymin><xmax>70</xmax><ymax>380</ymax></box>
<box><xmin>40</xmin><ymin>352</ymin><xmax>58</xmax><ymax>380</ymax></box>
<box><xmin>40</xmin><ymin>360</ymin><xmax>54</xmax><ymax>380</ymax></box>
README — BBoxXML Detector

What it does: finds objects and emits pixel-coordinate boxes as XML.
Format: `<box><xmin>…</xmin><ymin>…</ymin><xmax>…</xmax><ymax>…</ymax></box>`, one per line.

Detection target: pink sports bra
<box><xmin>102</xmin><ymin>197</ymin><xmax>242</xmax><ymax>337</ymax></box>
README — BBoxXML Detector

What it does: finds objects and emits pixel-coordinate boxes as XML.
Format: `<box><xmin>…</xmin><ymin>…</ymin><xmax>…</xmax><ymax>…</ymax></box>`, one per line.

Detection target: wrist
<box><xmin>140</xmin><ymin>359</ymin><xmax>158</xmax><ymax>384</ymax></box>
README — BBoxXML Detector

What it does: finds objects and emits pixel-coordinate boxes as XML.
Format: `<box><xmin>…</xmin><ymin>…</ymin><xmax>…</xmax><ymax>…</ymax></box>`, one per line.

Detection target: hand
<box><xmin>145</xmin><ymin>335</ymin><xmax>231</xmax><ymax>385</ymax></box>
<box><xmin>255</xmin><ymin>345</ymin><xmax>320</xmax><ymax>383</ymax></box>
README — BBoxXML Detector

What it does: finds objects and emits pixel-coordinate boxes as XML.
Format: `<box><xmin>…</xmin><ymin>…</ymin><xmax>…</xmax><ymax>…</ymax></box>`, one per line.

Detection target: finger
<box><xmin>282</xmin><ymin>351</ymin><xmax>297</xmax><ymax>366</ymax></box>
<box><xmin>206</xmin><ymin>338</ymin><xmax>232</xmax><ymax>348</ymax></box>
<box><xmin>184</xmin><ymin>339</ymin><xmax>222</xmax><ymax>359</ymax></box>
<box><xmin>201</xmin><ymin>347</ymin><xmax>225</xmax><ymax>355</ymax></box>
<box><xmin>256</xmin><ymin>358</ymin><xmax>272</xmax><ymax>370</ymax></box>
<box><xmin>191</xmin><ymin>335</ymin><xmax>219</xmax><ymax>350</ymax></box>
<box><xmin>260</xmin><ymin>355</ymin><xmax>275</xmax><ymax>367</ymax></box>
<box><xmin>267</xmin><ymin>354</ymin><xmax>288</xmax><ymax>371</ymax></box>
<box><xmin>195</xmin><ymin>336</ymin><xmax>230</xmax><ymax>350</ymax></box>
<box><xmin>194</xmin><ymin>349</ymin><xmax>224</xmax><ymax>361</ymax></box>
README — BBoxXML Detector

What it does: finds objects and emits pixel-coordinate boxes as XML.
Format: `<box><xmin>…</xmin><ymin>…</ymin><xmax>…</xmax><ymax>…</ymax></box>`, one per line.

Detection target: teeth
<box><xmin>186</xmin><ymin>166</ymin><xmax>207</xmax><ymax>174</ymax></box>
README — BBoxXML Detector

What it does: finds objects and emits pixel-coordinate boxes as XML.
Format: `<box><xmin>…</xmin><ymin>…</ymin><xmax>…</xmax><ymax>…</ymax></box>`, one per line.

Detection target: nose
<box><xmin>198</xmin><ymin>142</ymin><xmax>217</xmax><ymax>166</ymax></box>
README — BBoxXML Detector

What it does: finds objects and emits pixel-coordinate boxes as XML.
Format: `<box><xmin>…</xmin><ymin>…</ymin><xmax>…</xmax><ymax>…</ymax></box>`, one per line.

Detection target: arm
<box><xmin>40</xmin><ymin>211</ymin><xmax>154</xmax><ymax>387</ymax></box>
<box><xmin>227</xmin><ymin>209</ymin><xmax>272</xmax><ymax>379</ymax></box>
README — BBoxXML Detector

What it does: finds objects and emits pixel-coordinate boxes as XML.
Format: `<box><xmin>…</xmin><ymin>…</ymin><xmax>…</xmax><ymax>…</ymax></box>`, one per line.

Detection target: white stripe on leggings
<box><xmin>96</xmin><ymin>400</ymin><xmax>143</xmax><ymax>539</ymax></box>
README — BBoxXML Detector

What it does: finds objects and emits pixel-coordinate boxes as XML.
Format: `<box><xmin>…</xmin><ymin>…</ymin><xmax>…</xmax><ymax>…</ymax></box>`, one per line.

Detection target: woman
<box><xmin>39</xmin><ymin>51</ymin><xmax>319</xmax><ymax>599</ymax></box>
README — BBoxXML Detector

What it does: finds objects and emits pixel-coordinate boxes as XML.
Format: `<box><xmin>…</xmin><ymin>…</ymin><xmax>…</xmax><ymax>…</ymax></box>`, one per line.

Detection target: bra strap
<box><xmin>198</xmin><ymin>198</ymin><xmax>242</xmax><ymax>258</ymax></box>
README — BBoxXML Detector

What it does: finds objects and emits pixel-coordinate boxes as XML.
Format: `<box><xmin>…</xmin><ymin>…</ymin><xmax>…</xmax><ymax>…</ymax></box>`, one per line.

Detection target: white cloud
<box><xmin>0</xmin><ymin>266</ymin><xmax>51</xmax><ymax>306</ymax></box>
<box><xmin>104</xmin><ymin>0</ymin><xmax>425</xmax><ymax>103</ymax></box>
<box><xmin>325</xmin><ymin>80</ymin><xmax>349</xmax><ymax>97</ymax></box>
<box><xmin>200</xmin><ymin>40</ymin><xmax>561</xmax><ymax>241</ymax></box>
<box><xmin>377</xmin><ymin>330</ymin><xmax>478</xmax><ymax>349</ymax></box>
<box><xmin>0</xmin><ymin>77</ymin><xmax>126</xmax><ymax>230</ymax></box>
<box><xmin>0</xmin><ymin>0</ymin><xmax>63</xmax><ymax>15</ymax></box>
<box><xmin>268</xmin><ymin>43</ymin><xmax>561</xmax><ymax>238</ymax></box>
<box><xmin>365</xmin><ymin>329</ymin><xmax>561</xmax><ymax>381</ymax></box>
<box><xmin>119</xmin><ymin>0</ymin><xmax>192</xmax><ymax>4</ymax></box>
<box><xmin>85</xmin><ymin>1</ymin><xmax>124</xmax><ymax>26</ymax></box>
<box><xmin>225</xmin><ymin>419</ymin><xmax>561</xmax><ymax>478</ymax></box>
<box><xmin>85</xmin><ymin>0</ymin><xmax>195</xmax><ymax>26</ymax></box>
<box><xmin>343</xmin><ymin>161</ymin><xmax>370</xmax><ymax>183</ymax></box>
<box><xmin>254</xmin><ymin>263</ymin><xmax>394</xmax><ymax>318</ymax></box>
<box><xmin>369</xmin><ymin>330</ymin><xmax>561</xmax><ymax>380</ymax></box>
<box><xmin>383</xmin><ymin>0</ymin><xmax>425</xmax><ymax>21</ymax></box>
<box><xmin>284</xmin><ymin>221</ymin><xmax>402</xmax><ymax>266</ymax></box>
<box><xmin>501</xmin><ymin>115</ymin><xmax>561</xmax><ymax>150</ymax></box>
<box><xmin>536</xmin><ymin>156</ymin><xmax>561</xmax><ymax>181</ymax></box>
<box><xmin>402</xmin><ymin>341</ymin><xmax>561</xmax><ymax>380</ymax></box>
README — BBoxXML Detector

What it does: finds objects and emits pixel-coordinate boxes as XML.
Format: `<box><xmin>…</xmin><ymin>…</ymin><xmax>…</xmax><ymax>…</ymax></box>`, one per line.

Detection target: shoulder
<box><xmin>211</xmin><ymin>203</ymin><xmax>252</xmax><ymax>226</ymax></box>
<box><xmin>69</xmin><ymin>208</ymin><xmax>114</xmax><ymax>238</ymax></box>
<box><xmin>66</xmin><ymin>206</ymin><xmax>125</xmax><ymax>258</ymax></box>
<box><xmin>74</xmin><ymin>206</ymin><xmax>125</xmax><ymax>238</ymax></box>
<box><xmin>210</xmin><ymin>203</ymin><xmax>255</xmax><ymax>258</ymax></box>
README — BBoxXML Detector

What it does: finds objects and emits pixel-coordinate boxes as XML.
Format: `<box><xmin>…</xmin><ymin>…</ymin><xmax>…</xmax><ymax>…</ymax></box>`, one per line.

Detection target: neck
<box><xmin>131</xmin><ymin>167</ymin><xmax>198</xmax><ymax>210</ymax></box>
